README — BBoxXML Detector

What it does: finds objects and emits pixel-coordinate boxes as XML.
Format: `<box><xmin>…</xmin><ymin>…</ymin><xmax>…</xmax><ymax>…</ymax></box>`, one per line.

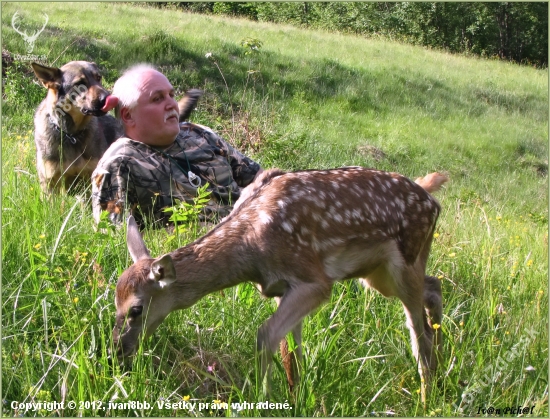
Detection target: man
<box><xmin>92</xmin><ymin>64</ymin><xmax>262</xmax><ymax>228</ymax></box>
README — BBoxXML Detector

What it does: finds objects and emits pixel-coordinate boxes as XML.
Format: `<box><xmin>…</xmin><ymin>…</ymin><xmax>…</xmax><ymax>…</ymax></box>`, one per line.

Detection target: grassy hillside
<box><xmin>2</xmin><ymin>2</ymin><xmax>548</xmax><ymax>417</ymax></box>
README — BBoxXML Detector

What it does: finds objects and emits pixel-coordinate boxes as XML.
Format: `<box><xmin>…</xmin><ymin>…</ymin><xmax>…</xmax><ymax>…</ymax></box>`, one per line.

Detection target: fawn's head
<box><xmin>113</xmin><ymin>216</ymin><xmax>177</xmax><ymax>361</ymax></box>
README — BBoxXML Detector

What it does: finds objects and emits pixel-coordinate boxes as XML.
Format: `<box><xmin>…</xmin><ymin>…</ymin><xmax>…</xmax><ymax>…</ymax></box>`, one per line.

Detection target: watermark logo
<box><xmin>11</xmin><ymin>11</ymin><xmax>48</xmax><ymax>61</ymax></box>
<box><xmin>453</xmin><ymin>327</ymin><xmax>539</xmax><ymax>414</ymax></box>
<box><xmin>53</xmin><ymin>84</ymin><xmax>88</xmax><ymax>119</ymax></box>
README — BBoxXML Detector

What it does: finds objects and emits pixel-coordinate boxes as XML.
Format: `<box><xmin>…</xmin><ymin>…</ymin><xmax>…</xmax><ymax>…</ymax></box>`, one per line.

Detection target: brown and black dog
<box><xmin>32</xmin><ymin>61</ymin><xmax>122</xmax><ymax>193</ymax></box>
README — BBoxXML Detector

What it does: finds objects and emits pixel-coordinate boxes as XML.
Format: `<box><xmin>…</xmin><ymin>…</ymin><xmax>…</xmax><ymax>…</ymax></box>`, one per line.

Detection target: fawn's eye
<box><xmin>129</xmin><ymin>306</ymin><xmax>143</xmax><ymax>318</ymax></box>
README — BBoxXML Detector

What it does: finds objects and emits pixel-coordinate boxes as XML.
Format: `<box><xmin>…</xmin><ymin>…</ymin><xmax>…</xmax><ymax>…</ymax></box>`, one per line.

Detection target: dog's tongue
<box><xmin>101</xmin><ymin>95</ymin><xmax>119</xmax><ymax>112</ymax></box>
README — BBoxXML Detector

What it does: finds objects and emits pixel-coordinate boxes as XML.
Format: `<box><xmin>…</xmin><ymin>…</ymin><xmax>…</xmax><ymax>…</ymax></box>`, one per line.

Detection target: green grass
<box><xmin>2</xmin><ymin>2</ymin><xmax>548</xmax><ymax>417</ymax></box>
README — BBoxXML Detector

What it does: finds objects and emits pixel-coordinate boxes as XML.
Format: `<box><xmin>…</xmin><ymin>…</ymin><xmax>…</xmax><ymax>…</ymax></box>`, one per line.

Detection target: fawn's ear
<box><xmin>126</xmin><ymin>216</ymin><xmax>151</xmax><ymax>262</ymax></box>
<box><xmin>149</xmin><ymin>254</ymin><xmax>176</xmax><ymax>288</ymax></box>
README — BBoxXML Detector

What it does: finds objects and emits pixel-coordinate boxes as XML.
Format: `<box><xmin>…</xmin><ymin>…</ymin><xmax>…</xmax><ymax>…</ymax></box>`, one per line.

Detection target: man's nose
<box><xmin>167</xmin><ymin>96</ymin><xmax>178</xmax><ymax>109</ymax></box>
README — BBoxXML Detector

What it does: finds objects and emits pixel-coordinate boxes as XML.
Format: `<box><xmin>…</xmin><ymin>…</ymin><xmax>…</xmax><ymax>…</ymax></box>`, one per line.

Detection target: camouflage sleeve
<box><xmin>217</xmin><ymin>137</ymin><xmax>261</xmax><ymax>188</ymax></box>
<box><xmin>91</xmin><ymin>158</ymin><xmax>131</xmax><ymax>226</ymax></box>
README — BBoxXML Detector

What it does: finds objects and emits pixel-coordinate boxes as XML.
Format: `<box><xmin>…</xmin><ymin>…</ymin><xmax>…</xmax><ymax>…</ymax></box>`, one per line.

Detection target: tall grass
<box><xmin>2</xmin><ymin>2</ymin><xmax>548</xmax><ymax>417</ymax></box>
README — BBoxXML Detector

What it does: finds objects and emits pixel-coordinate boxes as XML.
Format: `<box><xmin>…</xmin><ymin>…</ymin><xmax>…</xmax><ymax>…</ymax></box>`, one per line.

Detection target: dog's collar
<box><xmin>48</xmin><ymin>115</ymin><xmax>78</xmax><ymax>144</ymax></box>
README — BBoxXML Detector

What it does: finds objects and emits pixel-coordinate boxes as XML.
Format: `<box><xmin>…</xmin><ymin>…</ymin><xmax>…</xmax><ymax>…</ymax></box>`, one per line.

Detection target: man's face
<box><xmin>123</xmin><ymin>70</ymin><xmax>180</xmax><ymax>146</ymax></box>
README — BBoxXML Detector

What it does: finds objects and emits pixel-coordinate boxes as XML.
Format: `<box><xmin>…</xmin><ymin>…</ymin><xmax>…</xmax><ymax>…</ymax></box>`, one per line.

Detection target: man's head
<box><xmin>112</xmin><ymin>64</ymin><xmax>180</xmax><ymax>146</ymax></box>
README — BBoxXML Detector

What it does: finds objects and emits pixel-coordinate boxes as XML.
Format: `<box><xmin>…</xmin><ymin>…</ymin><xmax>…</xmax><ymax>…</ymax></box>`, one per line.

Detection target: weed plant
<box><xmin>1</xmin><ymin>3</ymin><xmax>548</xmax><ymax>417</ymax></box>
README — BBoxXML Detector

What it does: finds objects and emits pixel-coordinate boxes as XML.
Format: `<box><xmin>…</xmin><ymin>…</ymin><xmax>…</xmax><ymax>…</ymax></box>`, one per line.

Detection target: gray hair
<box><xmin>112</xmin><ymin>63</ymin><xmax>158</xmax><ymax>119</ymax></box>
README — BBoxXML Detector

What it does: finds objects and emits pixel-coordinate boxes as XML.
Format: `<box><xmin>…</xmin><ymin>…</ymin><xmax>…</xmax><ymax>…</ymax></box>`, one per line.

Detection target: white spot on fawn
<box><xmin>282</xmin><ymin>221</ymin><xmax>293</xmax><ymax>233</ymax></box>
<box><xmin>258</xmin><ymin>210</ymin><xmax>272</xmax><ymax>225</ymax></box>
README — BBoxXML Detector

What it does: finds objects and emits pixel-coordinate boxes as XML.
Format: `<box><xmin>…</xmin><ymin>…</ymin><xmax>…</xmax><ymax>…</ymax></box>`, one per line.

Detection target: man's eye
<box><xmin>129</xmin><ymin>306</ymin><xmax>143</xmax><ymax>318</ymax></box>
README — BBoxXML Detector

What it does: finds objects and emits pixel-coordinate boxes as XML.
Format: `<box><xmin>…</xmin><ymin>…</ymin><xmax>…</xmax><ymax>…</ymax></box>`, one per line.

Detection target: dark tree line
<box><xmin>151</xmin><ymin>2</ymin><xmax>548</xmax><ymax>67</ymax></box>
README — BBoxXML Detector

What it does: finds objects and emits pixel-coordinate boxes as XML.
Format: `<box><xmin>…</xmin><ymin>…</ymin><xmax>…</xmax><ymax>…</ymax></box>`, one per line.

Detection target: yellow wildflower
<box><xmin>433</xmin><ymin>233</ymin><xmax>440</xmax><ymax>238</ymax></box>
<box><xmin>432</xmin><ymin>323</ymin><xmax>441</xmax><ymax>330</ymax></box>
<box><xmin>34</xmin><ymin>243</ymin><xmax>41</xmax><ymax>249</ymax></box>
<box><xmin>448</xmin><ymin>252</ymin><xmax>456</xmax><ymax>258</ymax></box>
<box><xmin>73</xmin><ymin>297</ymin><xmax>79</xmax><ymax>304</ymax></box>
<box><xmin>39</xmin><ymin>234</ymin><xmax>46</xmax><ymax>239</ymax></box>
<box><xmin>183</xmin><ymin>395</ymin><xmax>190</xmax><ymax>401</ymax></box>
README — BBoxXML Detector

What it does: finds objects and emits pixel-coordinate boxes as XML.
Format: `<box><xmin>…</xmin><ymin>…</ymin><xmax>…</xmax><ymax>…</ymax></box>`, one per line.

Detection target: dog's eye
<box><xmin>95</xmin><ymin>74</ymin><xmax>102</xmax><ymax>82</ymax></box>
<box><xmin>129</xmin><ymin>306</ymin><xmax>143</xmax><ymax>318</ymax></box>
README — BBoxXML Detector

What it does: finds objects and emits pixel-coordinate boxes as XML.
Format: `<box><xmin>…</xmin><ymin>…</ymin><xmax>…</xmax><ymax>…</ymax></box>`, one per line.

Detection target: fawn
<box><xmin>112</xmin><ymin>167</ymin><xmax>447</xmax><ymax>400</ymax></box>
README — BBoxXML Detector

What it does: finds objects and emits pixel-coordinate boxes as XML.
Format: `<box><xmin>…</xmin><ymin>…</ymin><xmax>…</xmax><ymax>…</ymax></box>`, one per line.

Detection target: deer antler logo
<box><xmin>11</xmin><ymin>12</ymin><xmax>49</xmax><ymax>54</ymax></box>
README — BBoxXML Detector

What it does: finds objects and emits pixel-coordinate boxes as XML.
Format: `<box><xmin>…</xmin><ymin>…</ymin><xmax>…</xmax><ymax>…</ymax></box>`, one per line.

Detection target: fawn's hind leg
<box><xmin>423</xmin><ymin>275</ymin><xmax>443</xmax><ymax>368</ymax></box>
<box><xmin>397</xmin><ymin>266</ymin><xmax>434</xmax><ymax>403</ymax></box>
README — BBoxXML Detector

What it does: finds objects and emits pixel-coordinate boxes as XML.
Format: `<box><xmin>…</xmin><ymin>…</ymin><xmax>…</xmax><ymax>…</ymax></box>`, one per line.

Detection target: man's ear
<box><xmin>120</xmin><ymin>107</ymin><xmax>135</xmax><ymax>126</ymax></box>
<box><xmin>149</xmin><ymin>254</ymin><xmax>176</xmax><ymax>288</ymax></box>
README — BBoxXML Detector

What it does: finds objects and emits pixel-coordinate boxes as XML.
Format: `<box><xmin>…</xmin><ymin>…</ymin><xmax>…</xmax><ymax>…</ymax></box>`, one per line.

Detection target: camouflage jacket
<box><xmin>92</xmin><ymin>122</ymin><xmax>261</xmax><ymax>227</ymax></box>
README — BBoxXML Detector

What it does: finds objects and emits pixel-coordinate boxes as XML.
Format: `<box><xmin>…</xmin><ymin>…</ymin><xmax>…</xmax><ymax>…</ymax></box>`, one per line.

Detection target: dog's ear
<box><xmin>31</xmin><ymin>62</ymin><xmax>62</xmax><ymax>88</ymax></box>
<box><xmin>178</xmin><ymin>89</ymin><xmax>203</xmax><ymax>122</ymax></box>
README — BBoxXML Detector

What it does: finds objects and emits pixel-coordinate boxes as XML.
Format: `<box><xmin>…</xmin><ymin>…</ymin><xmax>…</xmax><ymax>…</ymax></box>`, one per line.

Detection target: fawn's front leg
<box><xmin>257</xmin><ymin>282</ymin><xmax>330</xmax><ymax>393</ymax></box>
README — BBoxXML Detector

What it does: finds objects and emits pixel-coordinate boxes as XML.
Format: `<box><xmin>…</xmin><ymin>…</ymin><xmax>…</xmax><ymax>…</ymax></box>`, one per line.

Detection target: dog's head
<box><xmin>32</xmin><ymin>61</ymin><xmax>116</xmax><ymax>120</ymax></box>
